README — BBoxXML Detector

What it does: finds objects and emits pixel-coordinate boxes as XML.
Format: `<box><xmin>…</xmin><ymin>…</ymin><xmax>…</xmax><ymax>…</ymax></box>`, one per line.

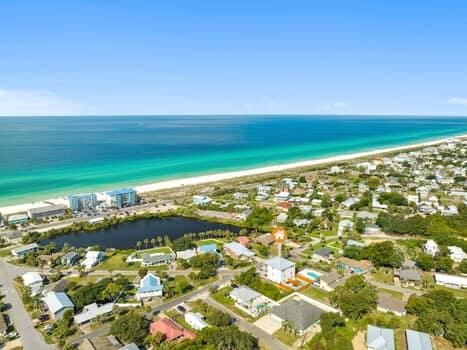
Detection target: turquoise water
<box><xmin>307</xmin><ymin>271</ymin><xmax>321</xmax><ymax>280</ymax></box>
<box><xmin>0</xmin><ymin>115</ymin><xmax>466</xmax><ymax>206</ymax></box>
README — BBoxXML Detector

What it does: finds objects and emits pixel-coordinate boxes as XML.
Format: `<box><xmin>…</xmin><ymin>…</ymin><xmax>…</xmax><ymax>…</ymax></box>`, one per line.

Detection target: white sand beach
<box><xmin>1</xmin><ymin>134</ymin><xmax>465</xmax><ymax>216</ymax></box>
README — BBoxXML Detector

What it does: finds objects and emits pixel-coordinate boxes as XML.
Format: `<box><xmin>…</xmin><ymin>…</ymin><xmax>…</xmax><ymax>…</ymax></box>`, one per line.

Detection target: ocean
<box><xmin>1</xmin><ymin>115</ymin><xmax>466</xmax><ymax>206</ymax></box>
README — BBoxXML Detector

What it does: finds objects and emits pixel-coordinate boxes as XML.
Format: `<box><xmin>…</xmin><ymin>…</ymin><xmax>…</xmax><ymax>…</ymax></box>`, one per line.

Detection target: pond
<box><xmin>39</xmin><ymin>216</ymin><xmax>241</xmax><ymax>249</ymax></box>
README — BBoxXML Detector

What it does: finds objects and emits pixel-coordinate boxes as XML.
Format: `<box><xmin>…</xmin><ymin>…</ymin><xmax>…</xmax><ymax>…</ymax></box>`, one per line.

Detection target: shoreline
<box><xmin>1</xmin><ymin>133</ymin><xmax>466</xmax><ymax>216</ymax></box>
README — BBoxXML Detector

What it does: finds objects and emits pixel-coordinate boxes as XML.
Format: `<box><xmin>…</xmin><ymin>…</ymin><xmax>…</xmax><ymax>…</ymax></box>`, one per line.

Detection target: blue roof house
<box><xmin>406</xmin><ymin>330</ymin><xmax>432</xmax><ymax>350</ymax></box>
<box><xmin>367</xmin><ymin>325</ymin><xmax>395</xmax><ymax>350</ymax></box>
<box><xmin>136</xmin><ymin>273</ymin><xmax>163</xmax><ymax>300</ymax></box>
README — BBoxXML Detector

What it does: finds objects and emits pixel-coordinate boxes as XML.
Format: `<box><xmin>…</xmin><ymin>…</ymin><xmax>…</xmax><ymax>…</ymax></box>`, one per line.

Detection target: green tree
<box><xmin>417</xmin><ymin>254</ymin><xmax>435</xmax><ymax>271</ymax></box>
<box><xmin>110</xmin><ymin>310</ymin><xmax>149</xmax><ymax>345</ymax></box>
<box><xmin>330</xmin><ymin>275</ymin><xmax>377</xmax><ymax>319</ymax></box>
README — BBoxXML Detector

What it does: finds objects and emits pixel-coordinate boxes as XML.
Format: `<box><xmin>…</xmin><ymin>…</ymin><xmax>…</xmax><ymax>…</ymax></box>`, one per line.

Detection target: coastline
<box><xmin>1</xmin><ymin>133</ymin><xmax>466</xmax><ymax>216</ymax></box>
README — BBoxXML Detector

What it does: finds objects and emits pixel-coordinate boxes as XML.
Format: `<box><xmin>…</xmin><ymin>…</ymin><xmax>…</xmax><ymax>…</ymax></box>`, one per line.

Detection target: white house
<box><xmin>184</xmin><ymin>312</ymin><xmax>208</xmax><ymax>330</ymax></box>
<box><xmin>42</xmin><ymin>292</ymin><xmax>74</xmax><ymax>320</ymax></box>
<box><xmin>448</xmin><ymin>246</ymin><xmax>467</xmax><ymax>263</ymax></box>
<box><xmin>74</xmin><ymin>302</ymin><xmax>114</xmax><ymax>324</ymax></box>
<box><xmin>21</xmin><ymin>271</ymin><xmax>43</xmax><ymax>296</ymax></box>
<box><xmin>275</xmin><ymin>191</ymin><xmax>290</xmax><ymax>201</ymax></box>
<box><xmin>338</xmin><ymin>219</ymin><xmax>353</xmax><ymax>237</ymax></box>
<box><xmin>192</xmin><ymin>195</ymin><xmax>212</xmax><ymax>205</ymax></box>
<box><xmin>264</xmin><ymin>256</ymin><xmax>295</xmax><ymax>284</ymax></box>
<box><xmin>81</xmin><ymin>251</ymin><xmax>105</xmax><ymax>270</ymax></box>
<box><xmin>434</xmin><ymin>273</ymin><xmax>467</xmax><ymax>289</ymax></box>
<box><xmin>136</xmin><ymin>273</ymin><xmax>164</xmax><ymax>300</ymax></box>
<box><xmin>276</xmin><ymin>212</ymin><xmax>288</xmax><ymax>224</ymax></box>
<box><xmin>423</xmin><ymin>240</ymin><xmax>439</xmax><ymax>257</ymax></box>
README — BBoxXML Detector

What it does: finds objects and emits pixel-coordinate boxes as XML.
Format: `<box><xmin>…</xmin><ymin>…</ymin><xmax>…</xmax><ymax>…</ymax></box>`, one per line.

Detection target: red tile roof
<box><xmin>237</xmin><ymin>236</ymin><xmax>250</xmax><ymax>246</ymax></box>
<box><xmin>150</xmin><ymin>318</ymin><xmax>195</xmax><ymax>342</ymax></box>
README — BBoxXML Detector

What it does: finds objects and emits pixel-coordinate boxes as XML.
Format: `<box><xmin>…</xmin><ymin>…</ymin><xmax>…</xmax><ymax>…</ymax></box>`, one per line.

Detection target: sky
<box><xmin>0</xmin><ymin>1</ymin><xmax>466</xmax><ymax>116</ymax></box>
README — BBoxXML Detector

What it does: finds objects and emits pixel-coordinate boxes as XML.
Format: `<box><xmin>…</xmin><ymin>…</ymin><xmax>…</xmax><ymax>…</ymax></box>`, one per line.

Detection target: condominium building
<box><xmin>104</xmin><ymin>188</ymin><xmax>137</xmax><ymax>208</ymax></box>
<box><xmin>68</xmin><ymin>193</ymin><xmax>98</xmax><ymax>212</ymax></box>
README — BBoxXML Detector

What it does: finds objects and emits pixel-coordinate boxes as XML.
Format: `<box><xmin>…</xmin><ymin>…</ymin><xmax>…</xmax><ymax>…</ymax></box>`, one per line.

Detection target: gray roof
<box><xmin>406</xmin><ymin>329</ymin><xmax>432</xmax><ymax>350</ymax></box>
<box><xmin>265</xmin><ymin>256</ymin><xmax>295</xmax><ymax>271</ymax></box>
<box><xmin>142</xmin><ymin>253</ymin><xmax>173</xmax><ymax>264</ymax></box>
<box><xmin>320</xmin><ymin>271</ymin><xmax>341</xmax><ymax>284</ymax></box>
<box><xmin>28</xmin><ymin>204</ymin><xmax>66</xmax><ymax>215</ymax></box>
<box><xmin>272</xmin><ymin>298</ymin><xmax>324</xmax><ymax>331</ymax></box>
<box><xmin>313</xmin><ymin>247</ymin><xmax>333</xmax><ymax>258</ymax></box>
<box><xmin>367</xmin><ymin>325</ymin><xmax>395</xmax><ymax>350</ymax></box>
<box><xmin>377</xmin><ymin>294</ymin><xmax>406</xmax><ymax>314</ymax></box>
<box><xmin>119</xmin><ymin>344</ymin><xmax>140</xmax><ymax>350</ymax></box>
<box><xmin>43</xmin><ymin>292</ymin><xmax>74</xmax><ymax>315</ymax></box>
<box><xmin>230</xmin><ymin>286</ymin><xmax>261</xmax><ymax>304</ymax></box>
<box><xmin>11</xmin><ymin>243</ymin><xmax>39</xmax><ymax>255</ymax></box>
<box><xmin>400</xmin><ymin>268</ymin><xmax>421</xmax><ymax>282</ymax></box>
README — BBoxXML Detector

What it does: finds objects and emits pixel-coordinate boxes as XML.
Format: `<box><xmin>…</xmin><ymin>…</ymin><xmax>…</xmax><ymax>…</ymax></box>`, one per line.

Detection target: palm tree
<box><xmin>143</xmin><ymin>239</ymin><xmax>149</xmax><ymax>249</ymax></box>
<box><xmin>157</xmin><ymin>236</ymin><xmax>163</xmax><ymax>247</ymax></box>
<box><xmin>199</xmin><ymin>232</ymin><xmax>205</xmax><ymax>241</ymax></box>
<box><xmin>136</xmin><ymin>241</ymin><xmax>142</xmax><ymax>250</ymax></box>
<box><xmin>151</xmin><ymin>238</ymin><xmax>156</xmax><ymax>247</ymax></box>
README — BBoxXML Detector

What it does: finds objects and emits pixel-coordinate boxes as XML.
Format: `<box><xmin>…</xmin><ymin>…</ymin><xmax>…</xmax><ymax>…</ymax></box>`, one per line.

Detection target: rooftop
<box><xmin>265</xmin><ymin>256</ymin><xmax>295</xmax><ymax>271</ymax></box>
<box><xmin>272</xmin><ymin>297</ymin><xmax>324</xmax><ymax>331</ymax></box>
<box><xmin>406</xmin><ymin>329</ymin><xmax>432</xmax><ymax>350</ymax></box>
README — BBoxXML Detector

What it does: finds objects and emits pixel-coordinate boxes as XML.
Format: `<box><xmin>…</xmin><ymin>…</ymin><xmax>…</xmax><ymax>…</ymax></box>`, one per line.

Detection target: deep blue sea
<box><xmin>0</xmin><ymin>115</ymin><xmax>466</xmax><ymax>206</ymax></box>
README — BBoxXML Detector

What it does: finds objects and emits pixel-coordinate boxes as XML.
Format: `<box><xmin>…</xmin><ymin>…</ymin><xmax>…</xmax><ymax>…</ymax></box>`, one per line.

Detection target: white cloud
<box><xmin>319</xmin><ymin>101</ymin><xmax>348</xmax><ymax>112</ymax></box>
<box><xmin>448</xmin><ymin>97</ymin><xmax>467</xmax><ymax>106</ymax></box>
<box><xmin>0</xmin><ymin>88</ymin><xmax>82</xmax><ymax>116</ymax></box>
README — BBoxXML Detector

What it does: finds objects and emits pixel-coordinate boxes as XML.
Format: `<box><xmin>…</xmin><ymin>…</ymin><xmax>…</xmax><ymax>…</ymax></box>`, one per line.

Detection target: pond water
<box><xmin>39</xmin><ymin>216</ymin><xmax>241</xmax><ymax>249</ymax></box>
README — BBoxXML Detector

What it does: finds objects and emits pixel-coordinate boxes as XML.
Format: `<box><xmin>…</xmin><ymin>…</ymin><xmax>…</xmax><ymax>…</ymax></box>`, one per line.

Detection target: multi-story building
<box><xmin>104</xmin><ymin>188</ymin><xmax>137</xmax><ymax>208</ymax></box>
<box><xmin>68</xmin><ymin>193</ymin><xmax>98</xmax><ymax>212</ymax></box>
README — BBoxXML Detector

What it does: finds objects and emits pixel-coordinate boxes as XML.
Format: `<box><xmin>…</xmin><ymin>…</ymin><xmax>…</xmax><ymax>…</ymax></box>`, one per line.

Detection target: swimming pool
<box><xmin>306</xmin><ymin>271</ymin><xmax>321</xmax><ymax>281</ymax></box>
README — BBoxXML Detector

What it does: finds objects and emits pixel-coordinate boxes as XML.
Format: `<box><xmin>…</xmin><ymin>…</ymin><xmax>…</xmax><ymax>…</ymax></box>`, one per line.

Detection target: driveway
<box><xmin>0</xmin><ymin>260</ymin><xmax>55</xmax><ymax>350</ymax></box>
<box><xmin>254</xmin><ymin>315</ymin><xmax>282</xmax><ymax>335</ymax></box>
<box><xmin>206</xmin><ymin>297</ymin><xmax>289</xmax><ymax>350</ymax></box>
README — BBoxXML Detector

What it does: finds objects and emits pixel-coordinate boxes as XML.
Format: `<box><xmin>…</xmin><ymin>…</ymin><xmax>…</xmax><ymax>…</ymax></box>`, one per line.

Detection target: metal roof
<box><xmin>406</xmin><ymin>329</ymin><xmax>432</xmax><ymax>350</ymax></box>
<box><xmin>265</xmin><ymin>256</ymin><xmax>295</xmax><ymax>271</ymax></box>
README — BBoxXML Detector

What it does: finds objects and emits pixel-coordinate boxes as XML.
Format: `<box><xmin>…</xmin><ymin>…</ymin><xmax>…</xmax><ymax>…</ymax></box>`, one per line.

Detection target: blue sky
<box><xmin>0</xmin><ymin>1</ymin><xmax>466</xmax><ymax>116</ymax></box>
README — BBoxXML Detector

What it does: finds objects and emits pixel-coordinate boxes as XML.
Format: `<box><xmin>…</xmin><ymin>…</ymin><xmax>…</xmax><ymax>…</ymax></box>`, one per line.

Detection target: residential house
<box><xmin>184</xmin><ymin>312</ymin><xmax>208</xmax><ymax>330</ymax></box>
<box><xmin>42</xmin><ymin>292</ymin><xmax>74</xmax><ymax>320</ymax></box>
<box><xmin>312</xmin><ymin>247</ymin><xmax>334</xmax><ymax>263</ymax></box>
<box><xmin>448</xmin><ymin>246</ymin><xmax>467</xmax><ymax>263</ymax></box>
<box><xmin>149</xmin><ymin>318</ymin><xmax>195</xmax><ymax>342</ymax></box>
<box><xmin>230</xmin><ymin>286</ymin><xmax>268</xmax><ymax>316</ymax></box>
<box><xmin>364</xmin><ymin>224</ymin><xmax>382</xmax><ymax>235</ymax></box>
<box><xmin>223</xmin><ymin>242</ymin><xmax>255</xmax><ymax>259</ymax></box>
<box><xmin>434</xmin><ymin>273</ymin><xmax>467</xmax><ymax>289</ymax></box>
<box><xmin>7</xmin><ymin>213</ymin><xmax>29</xmax><ymax>225</ymax></box>
<box><xmin>74</xmin><ymin>302</ymin><xmax>115</xmax><ymax>324</ymax></box>
<box><xmin>397</xmin><ymin>269</ymin><xmax>422</xmax><ymax>288</ymax></box>
<box><xmin>136</xmin><ymin>273</ymin><xmax>163</xmax><ymax>300</ymax></box>
<box><xmin>81</xmin><ymin>251</ymin><xmax>105</xmax><ymax>270</ymax></box>
<box><xmin>192</xmin><ymin>195</ymin><xmax>212</xmax><ymax>205</ymax></box>
<box><xmin>346</xmin><ymin>240</ymin><xmax>365</xmax><ymax>248</ymax></box>
<box><xmin>275</xmin><ymin>191</ymin><xmax>290</xmax><ymax>201</ymax></box>
<box><xmin>141</xmin><ymin>253</ymin><xmax>174</xmax><ymax>267</ymax></box>
<box><xmin>237</xmin><ymin>236</ymin><xmax>250</xmax><ymax>247</ymax></box>
<box><xmin>276</xmin><ymin>212</ymin><xmax>288</xmax><ymax>224</ymax></box>
<box><xmin>319</xmin><ymin>271</ymin><xmax>344</xmax><ymax>291</ymax></box>
<box><xmin>342</xmin><ymin>198</ymin><xmax>359</xmax><ymax>209</ymax></box>
<box><xmin>176</xmin><ymin>249</ymin><xmax>197</xmax><ymax>260</ymax></box>
<box><xmin>21</xmin><ymin>271</ymin><xmax>43</xmax><ymax>296</ymax></box>
<box><xmin>423</xmin><ymin>240</ymin><xmax>439</xmax><ymax>257</ymax></box>
<box><xmin>377</xmin><ymin>294</ymin><xmax>406</xmax><ymax>316</ymax></box>
<box><xmin>337</xmin><ymin>257</ymin><xmax>372</xmax><ymax>274</ymax></box>
<box><xmin>119</xmin><ymin>344</ymin><xmax>140</xmax><ymax>350</ymax></box>
<box><xmin>264</xmin><ymin>256</ymin><xmax>296</xmax><ymax>284</ymax></box>
<box><xmin>11</xmin><ymin>243</ymin><xmax>39</xmax><ymax>258</ymax></box>
<box><xmin>367</xmin><ymin>325</ymin><xmax>395</xmax><ymax>350</ymax></box>
<box><xmin>255</xmin><ymin>233</ymin><xmax>274</xmax><ymax>246</ymax></box>
<box><xmin>338</xmin><ymin>219</ymin><xmax>353</xmax><ymax>237</ymax></box>
<box><xmin>406</xmin><ymin>329</ymin><xmax>433</xmax><ymax>350</ymax></box>
<box><xmin>271</xmin><ymin>297</ymin><xmax>324</xmax><ymax>335</ymax></box>
<box><xmin>61</xmin><ymin>251</ymin><xmax>79</xmax><ymax>266</ymax></box>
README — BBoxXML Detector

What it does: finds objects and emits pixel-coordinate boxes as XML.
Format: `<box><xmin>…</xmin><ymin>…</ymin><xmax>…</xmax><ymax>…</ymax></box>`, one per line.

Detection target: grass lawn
<box><xmin>273</xmin><ymin>328</ymin><xmax>299</xmax><ymax>347</ymax></box>
<box><xmin>134</xmin><ymin>246</ymin><xmax>172</xmax><ymax>257</ymax></box>
<box><xmin>371</xmin><ymin>268</ymin><xmax>394</xmax><ymax>285</ymax></box>
<box><xmin>0</xmin><ymin>248</ymin><xmax>11</xmax><ymax>257</ymax></box>
<box><xmin>194</xmin><ymin>239</ymin><xmax>225</xmax><ymax>249</ymax></box>
<box><xmin>300</xmin><ymin>285</ymin><xmax>330</xmax><ymax>303</ymax></box>
<box><xmin>378</xmin><ymin>288</ymin><xmax>404</xmax><ymax>300</ymax></box>
<box><xmin>95</xmin><ymin>251</ymin><xmax>168</xmax><ymax>271</ymax></box>
<box><xmin>165</xmin><ymin>309</ymin><xmax>193</xmax><ymax>331</ymax></box>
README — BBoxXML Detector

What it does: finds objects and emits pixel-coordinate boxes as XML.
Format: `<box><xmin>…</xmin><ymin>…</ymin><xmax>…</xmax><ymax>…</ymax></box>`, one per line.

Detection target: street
<box><xmin>0</xmin><ymin>260</ymin><xmax>55</xmax><ymax>350</ymax></box>
<box><xmin>206</xmin><ymin>296</ymin><xmax>289</xmax><ymax>350</ymax></box>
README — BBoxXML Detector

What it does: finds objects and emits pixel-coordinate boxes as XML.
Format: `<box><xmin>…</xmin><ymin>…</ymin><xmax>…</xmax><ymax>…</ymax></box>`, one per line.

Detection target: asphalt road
<box><xmin>206</xmin><ymin>296</ymin><xmax>289</xmax><ymax>350</ymax></box>
<box><xmin>0</xmin><ymin>260</ymin><xmax>55</xmax><ymax>350</ymax></box>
